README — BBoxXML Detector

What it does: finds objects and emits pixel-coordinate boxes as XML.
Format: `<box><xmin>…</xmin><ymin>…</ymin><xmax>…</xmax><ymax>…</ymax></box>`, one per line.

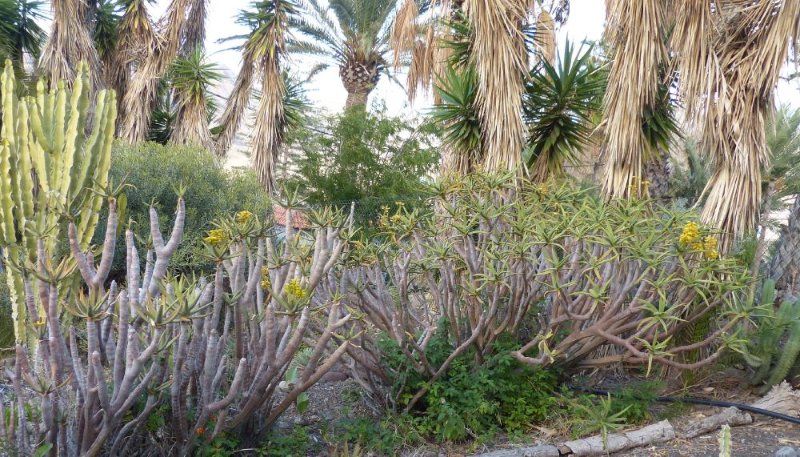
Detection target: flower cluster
<box><xmin>679</xmin><ymin>222</ymin><xmax>719</xmax><ymax>259</ymax></box>
<box><xmin>204</xmin><ymin>228</ymin><xmax>227</xmax><ymax>246</ymax></box>
<box><xmin>235</xmin><ymin>210</ymin><xmax>253</xmax><ymax>224</ymax></box>
<box><xmin>284</xmin><ymin>278</ymin><xmax>307</xmax><ymax>300</ymax></box>
<box><xmin>679</xmin><ymin>221</ymin><xmax>700</xmax><ymax>246</ymax></box>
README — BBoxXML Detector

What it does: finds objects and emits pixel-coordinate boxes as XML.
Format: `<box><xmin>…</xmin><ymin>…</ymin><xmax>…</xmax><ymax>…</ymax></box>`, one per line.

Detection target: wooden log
<box><xmin>559</xmin><ymin>420</ymin><xmax>675</xmax><ymax>456</ymax></box>
<box><xmin>682</xmin><ymin>407</ymin><xmax>752</xmax><ymax>439</ymax></box>
<box><xmin>752</xmin><ymin>382</ymin><xmax>800</xmax><ymax>416</ymax></box>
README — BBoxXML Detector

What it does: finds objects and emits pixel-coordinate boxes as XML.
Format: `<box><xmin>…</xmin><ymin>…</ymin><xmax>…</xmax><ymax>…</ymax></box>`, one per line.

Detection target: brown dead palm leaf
<box><xmin>535</xmin><ymin>9</ymin><xmax>555</xmax><ymax>65</ymax></box>
<box><xmin>463</xmin><ymin>0</ymin><xmax>529</xmax><ymax>172</ymax></box>
<box><xmin>214</xmin><ymin>46</ymin><xmax>257</xmax><ymax>156</ymax></box>
<box><xmin>252</xmin><ymin>63</ymin><xmax>286</xmax><ymax>193</ymax></box>
<box><xmin>119</xmin><ymin>0</ymin><xmax>193</xmax><ymax>143</ymax></box>
<box><xmin>169</xmin><ymin>48</ymin><xmax>220</xmax><ymax>149</ymax></box>
<box><xmin>696</xmin><ymin>0</ymin><xmax>800</xmax><ymax>252</ymax></box>
<box><xmin>600</xmin><ymin>0</ymin><xmax>667</xmax><ymax>200</ymax></box>
<box><xmin>182</xmin><ymin>0</ymin><xmax>207</xmax><ymax>54</ymax></box>
<box><xmin>107</xmin><ymin>0</ymin><xmax>158</xmax><ymax>122</ymax></box>
<box><xmin>407</xmin><ymin>25</ymin><xmax>436</xmax><ymax>102</ymax></box>
<box><xmin>391</xmin><ymin>0</ymin><xmax>419</xmax><ymax>70</ymax></box>
<box><xmin>38</xmin><ymin>0</ymin><xmax>101</xmax><ymax>89</ymax></box>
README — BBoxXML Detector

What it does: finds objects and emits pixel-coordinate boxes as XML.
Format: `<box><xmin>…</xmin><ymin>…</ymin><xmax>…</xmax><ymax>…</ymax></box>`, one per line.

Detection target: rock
<box><xmin>775</xmin><ymin>447</ymin><xmax>799</xmax><ymax>457</ymax></box>
<box><xmin>468</xmin><ymin>445</ymin><xmax>559</xmax><ymax>457</ymax></box>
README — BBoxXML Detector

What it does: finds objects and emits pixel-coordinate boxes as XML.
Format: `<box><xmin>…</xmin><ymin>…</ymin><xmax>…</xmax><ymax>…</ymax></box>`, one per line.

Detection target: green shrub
<box><xmin>382</xmin><ymin>330</ymin><xmax>559</xmax><ymax>442</ymax></box>
<box><xmin>101</xmin><ymin>141</ymin><xmax>270</xmax><ymax>277</ymax></box>
<box><xmin>286</xmin><ymin>106</ymin><xmax>439</xmax><ymax>226</ymax></box>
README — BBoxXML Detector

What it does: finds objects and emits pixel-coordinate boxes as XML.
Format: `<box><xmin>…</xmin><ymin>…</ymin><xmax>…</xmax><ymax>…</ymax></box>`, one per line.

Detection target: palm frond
<box><xmin>431</xmin><ymin>63</ymin><xmax>481</xmax><ymax>174</ymax></box>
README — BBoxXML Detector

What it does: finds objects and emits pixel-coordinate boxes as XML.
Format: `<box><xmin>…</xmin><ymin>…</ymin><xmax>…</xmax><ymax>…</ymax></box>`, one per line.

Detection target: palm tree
<box><xmin>38</xmin><ymin>0</ymin><xmax>100</xmax><ymax>88</ymax></box>
<box><xmin>0</xmin><ymin>0</ymin><xmax>46</xmax><ymax>72</ymax></box>
<box><xmin>214</xmin><ymin>0</ymin><xmax>297</xmax><ymax>192</ymax></box>
<box><xmin>290</xmin><ymin>0</ymin><xmax>404</xmax><ymax>109</ymax></box>
<box><xmin>599</xmin><ymin>0</ymin><xmax>668</xmax><ymax>200</ymax></box>
<box><xmin>461</xmin><ymin>0</ymin><xmax>530</xmax><ymax>172</ymax></box>
<box><xmin>107</xmin><ymin>0</ymin><xmax>157</xmax><ymax>121</ymax></box>
<box><xmin>93</xmin><ymin>0</ymin><xmax>122</xmax><ymax>91</ymax></box>
<box><xmin>119</xmin><ymin>0</ymin><xmax>193</xmax><ymax>143</ymax></box>
<box><xmin>671</xmin><ymin>0</ymin><xmax>800</xmax><ymax>252</ymax></box>
<box><xmin>169</xmin><ymin>48</ymin><xmax>221</xmax><ymax>148</ymax></box>
<box><xmin>523</xmin><ymin>42</ymin><xmax>604</xmax><ymax>183</ymax></box>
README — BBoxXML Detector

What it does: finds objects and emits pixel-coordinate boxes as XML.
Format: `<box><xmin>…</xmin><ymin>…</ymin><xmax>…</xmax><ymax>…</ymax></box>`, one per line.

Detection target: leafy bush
<box><xmin>103</xmin><ymin>141</ymin><xmax>270</xmax><ymax>277</ymax></box>
<box><xmin>286</xmin><ymin>106</ymin><xmax>439</xmax><ymax>225</ymax></box>
<box><xmin>381</xmin><ymin>332</ymin><xmax>559</xmax><ymax>442</ymax></box>
<box><xmin>342</xmin><ymin>173</ymin><xmax>755</xmax><ymax>418</ymax></box>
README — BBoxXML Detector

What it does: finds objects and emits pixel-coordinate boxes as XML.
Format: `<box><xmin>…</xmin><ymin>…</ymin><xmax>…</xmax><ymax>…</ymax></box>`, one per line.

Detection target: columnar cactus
<box><xmin>0</xmin><ymin>60</ymin><xmax>116</xmax><ymax>345</ymax></box>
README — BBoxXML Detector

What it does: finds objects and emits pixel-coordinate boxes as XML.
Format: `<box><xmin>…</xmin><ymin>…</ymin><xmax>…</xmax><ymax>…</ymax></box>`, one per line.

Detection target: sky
<box><xmin>159</xmin><ymin>0</ymin><xmax>799</xmax><ymax>115</ymax></box>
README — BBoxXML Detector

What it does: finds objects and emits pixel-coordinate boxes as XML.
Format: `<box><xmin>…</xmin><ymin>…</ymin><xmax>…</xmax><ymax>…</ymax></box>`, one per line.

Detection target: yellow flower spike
<box><xmin>679</xmin><ymin>221</ymin><xmax>701</xmax><ymax>246</ymax></box>
<box><xmin>33</xmin><ymin>317</ymin><xmax>46</xmax><ymax>328</ymax></box>
<box><xmin>235</xmin><ymin>210</ymin><xmax>253</xmax><ymax>224</ymax></box>
<box><xmin>284</xmin><ymin>278</ymin><xmax>307</xmax><ymax>300</ymax></box>
<box><xmin>204</xmin><ymin>228</ymin><xmax>227</xmax><ymax>246</ymax></box>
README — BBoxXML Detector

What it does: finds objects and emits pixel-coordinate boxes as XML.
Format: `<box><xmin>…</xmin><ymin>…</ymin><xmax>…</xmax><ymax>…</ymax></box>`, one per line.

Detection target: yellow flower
<box><xmin>679</xmin><ymin>222</ymin><xmax>700</xmax><ymax>246</ymax></box>
<box><xmin>691</xmin><ymin>241</ymin><xmax>703</xmax><ymax>252</ymax></box>
<box><xmin>33</xmin><ymin>317</ymin><xmax>46</xmax><ymax>328</ymax></box>
<box><xmin>236</xmin><ymin>210</ymin><xmax>253</xmax><ymax>224</ymax></box>
<box><xmin>285</xmin><ymin>278</ymin><xmax>307</xmax><ymax>300</ymax></box>
<box><xmin>702</xmin><ymin>236</ymin><xmax>719</xmax><ymax>260</ymax></box>
<box><xmin>204</xmin><ymin>228</ymin><xmax>227</xmax><ymax>246</ymax></box>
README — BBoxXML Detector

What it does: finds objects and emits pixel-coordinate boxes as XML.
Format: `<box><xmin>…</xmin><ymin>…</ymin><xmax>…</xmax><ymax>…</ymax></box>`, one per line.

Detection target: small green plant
<box><xmin>258</xmin><ymin>426</ymin><xmax>317</xmax><ymax>457</ymax></box>
<box><xmin>196</xmin><ymin>434</ymin><xmax>240</xmax><ymax>457</ymax></box>
<box><xmin>569</xmin><ymin>394</ymin><xmax>631</xmax><ymax>450</ymax></box>
<box><xmin>383</xmin><ymin>332</ymin><xmax>559</xmax><ymax>442</ymax></box>
<box><xmin>747</xmin><ymin>279</ymin><xmax>800</xmax><ymax>388</ymax></box>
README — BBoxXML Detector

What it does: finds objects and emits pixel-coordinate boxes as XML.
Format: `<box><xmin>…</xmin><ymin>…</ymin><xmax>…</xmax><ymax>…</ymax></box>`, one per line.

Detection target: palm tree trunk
<box><xmin>770</xmin><ymin>195</ymin><xmax>800</xmax><ymax>300</ymax></box>
<box><xmin>345</xmin><ymin>90</ymin><xmax>370</xmax><ymax>110</ymax></box>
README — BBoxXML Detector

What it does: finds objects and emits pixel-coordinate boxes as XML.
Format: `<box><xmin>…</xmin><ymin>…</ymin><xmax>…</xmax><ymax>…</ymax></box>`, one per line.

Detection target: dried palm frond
<box><xmin>407</xmin><ymin>25</ymin><xmax>435</xmax><ymax>102</ymax></box>
<box><xmin>182</xmin><ymin>0</ymin><xmax>207</xmax><ymax>53</ymax></box>
<box><xmin>697</xmin><ymin>0</ymin><xmax>800</xmax><ymax>252</ymax></box>
<box><xmin>390</xmin><ymin>0</ymin><xmax>419</xmax><ymax>69</ymax></box>
<box><xmin>463</xmin><ymin>0</ymin><xmax>529</xmax><ymax>172</ymax></box>
<box><xmin>108</xmin><ymin>0</ymin><xmax>158</xmax><ymax>108</ymax></box>
<box><xmin>534</xmin><ymin>9</ymin><xmax>555</xmax><ymax>65</ymax></box>
<box><xmin>670</xmin><ymin>0</ymin><xmax>716</xmax><ymax>122</ymax></box>
<box><xmin>38</xmin><ymin>0</ymin><xmax>101</xmax><ymax>89</ymax></box>
<box><xmin>214</xmin><ymin>47</ymin><xmax>257</xmax><ymax>156</ymax></box>
<box><xmin>170</xmin><ymin>48</ymin><xmax>221</xmax><ymax>149</ymax></box>
<box><xmin>119</xmin><ymin>0</ymin><xmax>193</xmax><ymax>143</ymax></box>
<box><xmin>252</xmin><ymin>62</ymin><xmax>286</xmax><ymax>193</ymax></box>
<box><xmin>600</xmin><ymin>0</ymin><xmax>667</xmax><ymax>200</ymax></box>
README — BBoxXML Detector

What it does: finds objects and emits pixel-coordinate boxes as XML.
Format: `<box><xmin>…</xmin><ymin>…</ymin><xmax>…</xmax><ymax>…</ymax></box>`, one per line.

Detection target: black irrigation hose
<box><xmin>568</xmin><ymin>385</ymin><xmax>800</xmax><ymax>426</ymax></box>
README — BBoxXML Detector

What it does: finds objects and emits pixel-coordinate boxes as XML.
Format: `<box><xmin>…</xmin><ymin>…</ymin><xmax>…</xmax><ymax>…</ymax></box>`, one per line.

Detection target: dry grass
<box><xmin>600</xmin><ymin>0</ymin><xmax>667</xmax><ymax>200</ymax></box>
<box><xmin>463</xmin><ymin>0</ymin><xmax>529</xmax><ymax>172</ymax></box>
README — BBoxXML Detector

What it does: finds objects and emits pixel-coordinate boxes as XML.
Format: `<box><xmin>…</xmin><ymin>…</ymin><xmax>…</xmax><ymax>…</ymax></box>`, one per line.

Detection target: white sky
<box><xmin>162</xmin><ymin>0</ymin><xmax>799</xmax><ymax>115</ymax></box>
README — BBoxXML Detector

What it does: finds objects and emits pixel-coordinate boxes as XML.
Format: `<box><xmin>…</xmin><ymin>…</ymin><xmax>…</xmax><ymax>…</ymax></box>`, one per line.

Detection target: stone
<box><xmin>775</xmin><ymin>447</ymin><xmax>799</xmax><ymax>457</ymax></box>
